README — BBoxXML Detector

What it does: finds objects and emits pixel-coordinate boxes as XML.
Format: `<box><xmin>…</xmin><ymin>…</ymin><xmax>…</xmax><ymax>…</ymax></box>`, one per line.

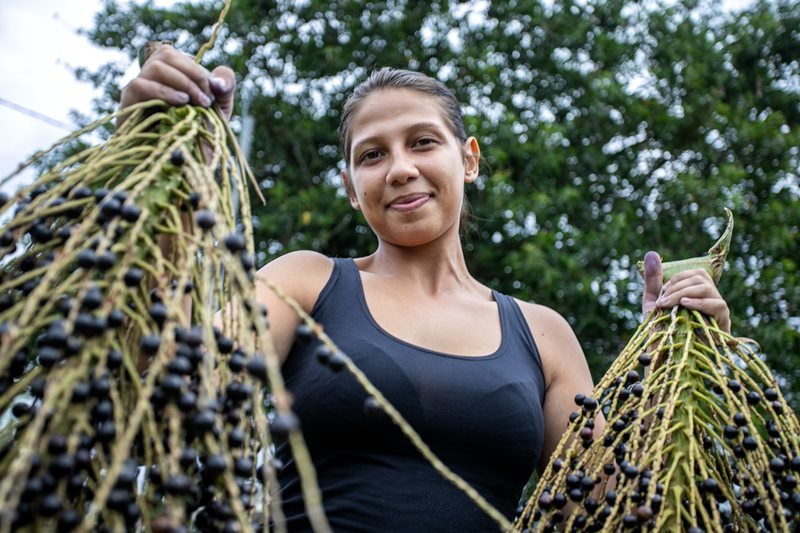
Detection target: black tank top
<box><xmin>276</xmin><ymin>258</ymin><xmax>546</xmax><ymax>532</ymax></box>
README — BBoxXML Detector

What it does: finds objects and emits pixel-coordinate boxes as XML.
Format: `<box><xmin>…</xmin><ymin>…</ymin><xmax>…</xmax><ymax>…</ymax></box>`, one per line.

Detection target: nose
<box><xmin>385</xmin><ymin>151</ymin><xmax>419</xmax><ymax>185</ymax></box>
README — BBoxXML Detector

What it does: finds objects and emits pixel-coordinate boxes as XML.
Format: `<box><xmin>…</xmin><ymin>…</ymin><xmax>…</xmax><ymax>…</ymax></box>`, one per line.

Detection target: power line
<box><xmin>0</xmin><ymin>97</ymin><xmax>74</xmax><ymax>131</ymax></box>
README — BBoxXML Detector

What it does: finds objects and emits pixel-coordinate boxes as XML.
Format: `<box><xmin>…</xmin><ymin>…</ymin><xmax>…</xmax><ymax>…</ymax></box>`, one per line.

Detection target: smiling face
<box><xmin>343</xmin><ymin>88</ymin><xmax>480</xmax><ymax>248</ymax></box>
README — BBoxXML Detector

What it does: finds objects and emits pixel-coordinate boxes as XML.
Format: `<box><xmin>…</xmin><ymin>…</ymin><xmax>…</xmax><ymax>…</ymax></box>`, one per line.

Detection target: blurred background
<box><xmin>1</xmin><ymin>0</ymin><xmax>797</xmax><ymax>406</ymax></box>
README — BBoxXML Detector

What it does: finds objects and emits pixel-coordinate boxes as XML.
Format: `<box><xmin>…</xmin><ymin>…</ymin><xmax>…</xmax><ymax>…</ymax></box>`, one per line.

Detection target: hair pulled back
<box><xmin>338</xmin><ymin>67</ymin><xmax>467</xmax><ymax>167</ymax></box>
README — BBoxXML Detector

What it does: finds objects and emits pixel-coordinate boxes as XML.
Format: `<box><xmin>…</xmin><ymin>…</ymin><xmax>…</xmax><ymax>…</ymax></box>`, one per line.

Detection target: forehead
<box><xmin>349</xmin><ymin>88</ymin><xmax>452</xmax><ymax>145</ymax></box>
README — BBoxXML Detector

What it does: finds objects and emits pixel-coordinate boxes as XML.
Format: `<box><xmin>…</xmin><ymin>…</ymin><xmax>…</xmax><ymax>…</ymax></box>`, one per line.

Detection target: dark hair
<box><xmin>338</xmin><ymin>67</ymin><xmax>468</xmax><ymax>168</ymax></box>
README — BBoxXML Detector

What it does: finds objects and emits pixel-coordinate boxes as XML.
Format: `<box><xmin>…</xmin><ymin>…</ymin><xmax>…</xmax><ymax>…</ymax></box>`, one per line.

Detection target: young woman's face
<box><xmin>343</xmin><ymin>88</ymin><xmax>479</xmax><ymax>248</ymax></box>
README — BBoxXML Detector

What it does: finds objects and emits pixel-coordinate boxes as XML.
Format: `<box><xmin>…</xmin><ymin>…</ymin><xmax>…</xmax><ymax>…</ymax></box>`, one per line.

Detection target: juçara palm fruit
<box><xmin>516</xmin><ymin>210</ymin><xmax>800</xmax><ymax>533</ymax></box>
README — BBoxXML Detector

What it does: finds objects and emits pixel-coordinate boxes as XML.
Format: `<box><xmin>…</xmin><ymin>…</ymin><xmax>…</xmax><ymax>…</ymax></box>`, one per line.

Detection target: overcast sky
<box><xmin>0</xmin><ymin>1</ymin><xmax>121</xmax><ymax>190</ymax></box>
<box><xmin>0</xmin><ymin>1</ymin><xmax>182</xmax><ymax>193</ymax></box>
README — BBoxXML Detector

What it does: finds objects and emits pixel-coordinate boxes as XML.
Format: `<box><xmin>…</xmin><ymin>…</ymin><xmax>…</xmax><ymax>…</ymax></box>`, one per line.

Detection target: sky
<box><xmin>0</xmin><ymin>0</ymin><xmax>754</xmax><ymax>194</ymax></box>
<box><xmin>0</xmin><ymin>1</ymin><xmax>181</xmax><ymax>193</ymax></box>
<box><xmin>0</xmin><ymin>1</ymin><xmax>125</xmax><ymax>191</ymax></box>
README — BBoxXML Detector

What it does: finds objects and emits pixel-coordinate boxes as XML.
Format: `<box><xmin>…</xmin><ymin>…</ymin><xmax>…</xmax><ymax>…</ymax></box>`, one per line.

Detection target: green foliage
<box><xmin>80</xmin><ymin>0</ymin><xmax>799</xmax><ymax>406</ymax></box>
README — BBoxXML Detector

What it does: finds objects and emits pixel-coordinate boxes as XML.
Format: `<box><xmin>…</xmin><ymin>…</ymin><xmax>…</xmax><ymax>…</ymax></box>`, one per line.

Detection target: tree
<box><xmin>79</xmin><ymin>0</ymin><xmax>798</xmax><ymax>404</ymax></box>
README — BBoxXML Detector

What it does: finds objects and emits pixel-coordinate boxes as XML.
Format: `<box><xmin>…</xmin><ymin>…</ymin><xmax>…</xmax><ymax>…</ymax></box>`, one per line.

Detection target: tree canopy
<box><xmin>78</xmin><ymin>0</ymin><xmax>799</xmax><ymax>405</ymax></box>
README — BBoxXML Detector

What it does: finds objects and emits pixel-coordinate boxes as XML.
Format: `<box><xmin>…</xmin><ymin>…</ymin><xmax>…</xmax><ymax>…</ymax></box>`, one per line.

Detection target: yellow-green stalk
<box><xmin>516</xmin><ymin>210</ymin><xmax>799</xmax><ymax>532</ymax></box>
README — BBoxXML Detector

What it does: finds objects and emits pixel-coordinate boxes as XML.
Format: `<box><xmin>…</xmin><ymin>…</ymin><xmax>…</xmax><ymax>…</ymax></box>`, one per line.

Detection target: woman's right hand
<box><xmin>119</xmin><ymin>43</ymin><xmax>236</xmax><ymax>122</ymax></box>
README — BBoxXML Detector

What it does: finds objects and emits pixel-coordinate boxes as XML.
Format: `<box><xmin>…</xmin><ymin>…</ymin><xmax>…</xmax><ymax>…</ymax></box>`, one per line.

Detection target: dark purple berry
<box><xmin>141</xmin><ymin>334</ymin><xmax>161</xmax><ymax>355</ymax></box>
<box><xmin>96</xmin><ymin>422</ymin><xmax>116</xmax><ymax>443</ymax></box>
<box><xmin>165</xmin><ymin>474</ymin><xmax>192</xmax><ymax>495</ymax></box>
<box><xmin>203</xmin><ymin>454</ymin><xmax>226</xmax><ymax>479</ymax></box>
<box><xmin>234</xmin><ymin>456</ymin><xmax>254</xmax><ymax>477</ymax></box>
<box><xmin>195</xmin><ymin>210</ymin><xmax>216</xmax><ymax>230</ymax></box>
<box><xmin>170</xmin><ymin>150</ymin><xmax>185</xmax><ymax>166</ymax></box>
<box><xmin>270</xmin><ymin>412</ymin><xmax>300</xmax><ymax>439</ymax></box>
<box><xmin>37</xmin><ymin>346</ymin><xmax>62</xmax><ymax>368</ymax></box>
<box><xmin>363</xmin><ymin>397</ymin><xmax>383</xmax><ymax>419</ymax></box>
<box><xmin>99</xmin><ymin>198</ymin><xmax>121</xmax><ymax>218</ymax></box>
<box><xmin>764</xmin><ymin>388</ymin><xmax>779</xmax><ymax>401</ymax></box>
<box><xmin>245</xmin><ymin>356</ymin><xmax>267</xmax><ymax>381</ymax></box>
<box><xmin>124</xmin><ymin>267</ymin><xmax>144</xmax><ymax>287</ymax></box>
<box><xmin>95</xmin><ymin>251</ymin><xmax>116</xmax><ymax>271</ymax></box>
<box><xmin>223</xmin><ymin>232</ymin><xmax>246</xmax><ymax>253</ymax></box>
<box><xmin>322</xmin><ymin>349</ymin><xmax>345</xmax><ymax>371</ymax></box>
<box><xmin>149</xmin><ymin>302</ymin><xmax>168</xmax><ymax>327</ymax></box>
<box><xmin>193</xmin><ymin>410</ymin><xmax>216</xmax><ymax>434</ymax></box>
<box><xmin>82</xmin><ymin>286</ymin><xmax>103</xmax><ymax>310</ymax></box>
<box><xmin>39</xmin><ymin>494</ymin><xmax>62</xmax><ymax>517</ymax></box>
<box><xmin>107</xmin><ymin>309</ymin><xmax>125</xmax><ymax>328</ymax></box>
<box><xmin>12</xmin><ymin>402</ymin><xmax>32</xmax><ymax>417</ymax></box>
<box><xmin>216</xmin><ymin>336</ymin><xmax>233</xmax><ymax>354</ymax></box>
<box><xmin>120</xmin><ymin>203</ymin><xmax>141</xmax><ymax>222</ymax></box>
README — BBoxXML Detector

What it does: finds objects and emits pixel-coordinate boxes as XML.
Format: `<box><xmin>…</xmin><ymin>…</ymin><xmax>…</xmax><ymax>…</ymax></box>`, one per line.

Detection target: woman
<box><xmin>121</xmin><ymin>46</ymin><xmax>731</xmax><ymax>531</ymax></box>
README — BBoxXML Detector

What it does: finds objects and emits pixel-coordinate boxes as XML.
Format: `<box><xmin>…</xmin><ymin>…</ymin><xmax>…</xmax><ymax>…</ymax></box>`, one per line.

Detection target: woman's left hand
<box><xmin>641</xmin><ymin>251</ymin><xmax>731</xmax><ymax>333</ymax></box>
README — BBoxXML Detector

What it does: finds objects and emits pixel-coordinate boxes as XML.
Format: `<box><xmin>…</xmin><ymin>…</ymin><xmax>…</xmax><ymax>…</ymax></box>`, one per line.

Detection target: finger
<box><xmin>141</xmin><ymin>60</ymin><xmax>214</xmax><ymax>108</ymax></box>
<box><xmin>641</xmin><ymin>251</ymin><xmax>662</xmax><ymax>316</ymax></box>
<box><xmin>121</xmin><ymin>77</ymin><xmax>191</xmax><ymax>109</ymax></box>
<box><xmin>662</xmin><ymin>268</ymin><xmax>712</xmax><ymax>288</ymax></box>
<box><xmin>146</xmin><ymin>45</ymin><xmax>215</xmax><ymax>98</ymax></box>
<box><xmin>659</xmin><ymin>274</ymin><xmax>720</xmax><ymax>305</ymax></box>
<box><xmin>208</xmin><ymin>65</ymin><xmax>236</xmax><ymax>121</ymax></box>
<box><xmin>678</xmin><ymin>297</ymin><xmax>731</xmax><ymax>333</ymax></box>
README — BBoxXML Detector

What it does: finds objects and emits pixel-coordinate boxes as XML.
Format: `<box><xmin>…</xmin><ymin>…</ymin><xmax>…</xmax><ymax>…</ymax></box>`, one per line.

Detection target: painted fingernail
<box><xmin>199</xmin><ymin>93</ymin><xmax>212</xmax><ymax>107</ymax></box>
<box><xmin>209</xmin><ymin>76</ymin><xmax>228</xmax><ymax>93</ymax></box>
<box><xmin>175</xmin><ymin>91</ymin><xmax>190</xmax><ymax>104</ymax></box>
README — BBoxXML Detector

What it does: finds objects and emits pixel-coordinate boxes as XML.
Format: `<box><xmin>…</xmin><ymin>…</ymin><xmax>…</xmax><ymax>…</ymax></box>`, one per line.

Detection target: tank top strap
<box><xmin>308</xmin><ymin>257</ymin><xmax>355</xmax><ymax>316</ymax></box>
<box><xmin>492</xmin><ymin>290</ymin><xmax>546</xmax><ymax>379</ymax></box>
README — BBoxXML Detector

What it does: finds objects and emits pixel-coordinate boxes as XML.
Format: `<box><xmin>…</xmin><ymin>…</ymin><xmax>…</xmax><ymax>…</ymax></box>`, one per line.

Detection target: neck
<box><xmin>361</xmin><ymin>230</ymin><xmax>476</xmax><ymax>295</ymax></box>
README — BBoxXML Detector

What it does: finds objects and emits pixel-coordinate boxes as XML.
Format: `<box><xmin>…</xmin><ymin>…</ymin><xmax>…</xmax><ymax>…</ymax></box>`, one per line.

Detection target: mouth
<box><xmin>387</xmin><ymin>193</ymin><xmax>432</xmax><ymax>212</ymax></box>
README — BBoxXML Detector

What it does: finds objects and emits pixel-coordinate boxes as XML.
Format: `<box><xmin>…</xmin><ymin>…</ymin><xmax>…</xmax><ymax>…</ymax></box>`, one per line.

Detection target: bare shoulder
<box><xmin>255</xmin><ymin>250</ymin><xmax>334</xmax><ymax>313</ymax></box>
<box><xmin>514</xmin><ymin>299</ymin><xmax>579</xmax><ymax>345</ymax></box>
<box><xmin>513</xmin><ymin>299</ymin><xmax>588</xmax><ymax>387</ymax></box>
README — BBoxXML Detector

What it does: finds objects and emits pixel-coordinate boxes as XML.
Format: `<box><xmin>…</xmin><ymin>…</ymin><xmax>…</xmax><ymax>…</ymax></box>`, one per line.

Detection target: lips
<box><xmin>387</xmin><ymin>193</ymin><xmax>432</xmax><ymax>212</ymax></box>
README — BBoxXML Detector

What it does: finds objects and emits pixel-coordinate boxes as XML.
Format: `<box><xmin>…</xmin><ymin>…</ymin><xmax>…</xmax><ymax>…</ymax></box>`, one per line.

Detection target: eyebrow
<box><xmin>351</xmin><ymin>121</ymin><xmax>447</xmax><ymax>155</ymax></box>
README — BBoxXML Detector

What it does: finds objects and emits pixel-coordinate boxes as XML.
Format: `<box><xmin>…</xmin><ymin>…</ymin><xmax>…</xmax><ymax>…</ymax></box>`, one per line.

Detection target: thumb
<box><xmin>642</xmin><ymin>251</ymin><xmax>663</xmax><ymax>317</ymax></box>
<box><xmin>208</xmin><ymin>65</ymin><xmax>236</xmax><ymax>122</ymax></box>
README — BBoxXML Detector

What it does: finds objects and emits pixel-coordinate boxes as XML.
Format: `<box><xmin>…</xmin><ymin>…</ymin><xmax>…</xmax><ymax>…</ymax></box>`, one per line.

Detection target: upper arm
<box><xmin>518</xmin><ymin>302</ymin><xmax>600</xmax><ymax>474</ymax></box>
<box><xmin>216</xmin><ymin>250</ymin><xmax>333</xmax><ymax>364</ymax></box>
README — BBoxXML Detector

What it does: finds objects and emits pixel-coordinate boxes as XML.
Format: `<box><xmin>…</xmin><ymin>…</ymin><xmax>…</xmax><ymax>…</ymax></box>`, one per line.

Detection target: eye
<box><xmin>359</xmin><ymin>150</ymin><xmax>382</xmax><ymax>163</ymax></box>
<box><xmin>414</xmin><ymin>137</ymin><xmax>438</xmax><ymax>148</ymax></box>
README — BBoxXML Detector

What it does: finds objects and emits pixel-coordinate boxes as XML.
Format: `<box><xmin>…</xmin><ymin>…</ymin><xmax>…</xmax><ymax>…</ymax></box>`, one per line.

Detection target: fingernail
<box><xmin>175</xmin><ymin>91</ymin><xmax>190</xmax><ymax>104</ymax></box>
<box><xmin>199</xmin><ymin>93</ymin><xmax>212</xmax><ymax>107</ymax></box>
<box><xmin>656</xmin><ymin>297</ymin><xmax>666</xmax><ymax>306</ymax></box>
<box><xmin>209</xmin><ymin>76</ymin><xmax>228</xmax><ymax>93</ymax></box>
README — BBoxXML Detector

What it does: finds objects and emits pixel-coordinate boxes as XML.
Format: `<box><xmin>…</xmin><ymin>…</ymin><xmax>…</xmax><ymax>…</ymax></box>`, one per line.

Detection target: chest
<box><xmin>283</xmin><ymin>328</ymin><xmax>545</xmax><ymax>476</ymax></box>
<box><xmin>360</xmin><ymin>277</ymin><xmax>502</xmax><ymax>357</ymax></box>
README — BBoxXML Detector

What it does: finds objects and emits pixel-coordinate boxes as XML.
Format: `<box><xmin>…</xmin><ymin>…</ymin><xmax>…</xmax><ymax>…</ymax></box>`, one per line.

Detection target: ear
<box><xmin>341</xmin><ymin>170</ymin><xmax>360</xmax><ymax>210</ymax></box>
<box><xmin>463</xmin><ymin>137</ymin><xmax>481</xmax><ymax>183</ymax></box>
